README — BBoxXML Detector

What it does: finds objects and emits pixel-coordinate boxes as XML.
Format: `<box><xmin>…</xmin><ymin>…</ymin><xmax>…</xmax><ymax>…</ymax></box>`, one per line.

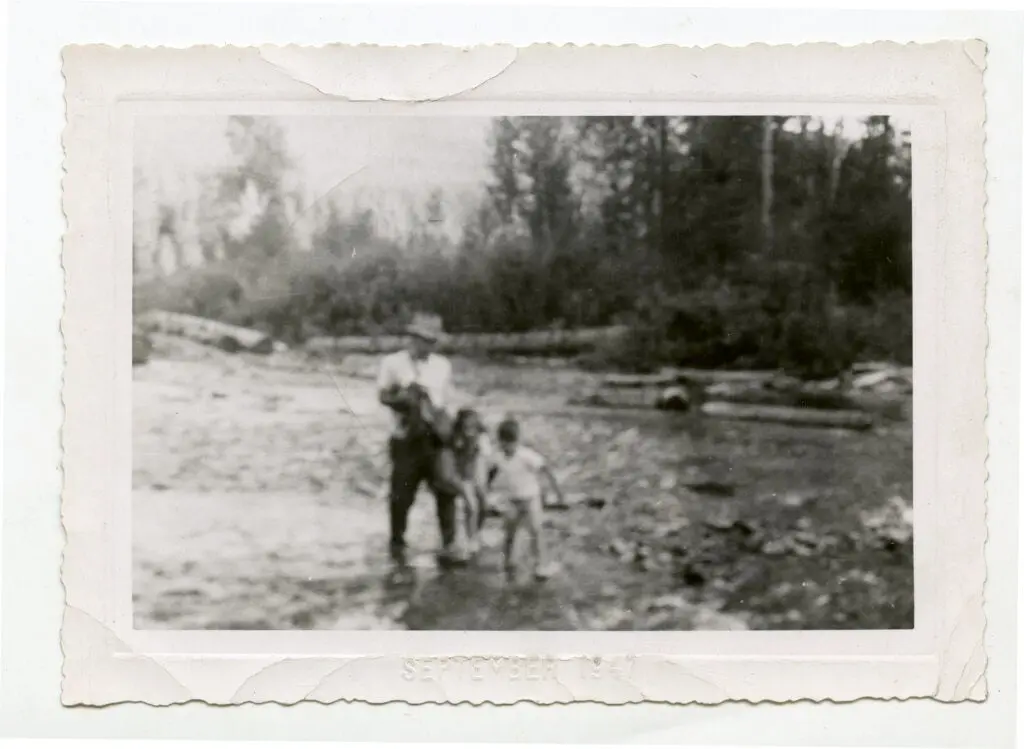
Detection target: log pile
<box><xmin>574</xmin><ymin>361</ymin><xmax>910</xmax><ymax>430</ymax></box>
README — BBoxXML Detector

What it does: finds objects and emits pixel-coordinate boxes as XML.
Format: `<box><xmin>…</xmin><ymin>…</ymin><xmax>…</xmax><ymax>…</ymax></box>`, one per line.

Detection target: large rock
<box><xmin>656</xmin><ymin>385</ymin><xmax>692</xmax><ymax>411</ymax></box>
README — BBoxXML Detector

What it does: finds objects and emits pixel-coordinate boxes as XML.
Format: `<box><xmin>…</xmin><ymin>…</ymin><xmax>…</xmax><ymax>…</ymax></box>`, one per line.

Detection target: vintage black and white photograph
<box><xmin>131</xmin><ymin>113</ymin><xmax>914</xmax><ymax>632</ymax></box>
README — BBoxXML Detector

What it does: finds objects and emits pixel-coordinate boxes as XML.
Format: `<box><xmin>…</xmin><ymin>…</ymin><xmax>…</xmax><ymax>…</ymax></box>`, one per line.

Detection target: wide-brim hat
<box><xmin>406</xmin><ymin>312</ymin><xmax>445</xmax><ymax>342</ymax></box>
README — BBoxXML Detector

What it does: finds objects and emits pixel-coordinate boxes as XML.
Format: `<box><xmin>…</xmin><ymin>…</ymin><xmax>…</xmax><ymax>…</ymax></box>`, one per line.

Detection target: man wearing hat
<box><xmin>377</xmin><ymin>313</ymin><xmax>465</xmax><ymax>565</ymax></box>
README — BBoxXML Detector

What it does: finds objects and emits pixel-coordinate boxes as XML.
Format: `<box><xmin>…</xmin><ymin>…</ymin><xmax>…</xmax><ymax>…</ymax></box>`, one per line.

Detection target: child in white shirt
<box><xmin>488</xmin><ymin>417</ymin><xmax>564</xmax><ymax>580</ymax></box>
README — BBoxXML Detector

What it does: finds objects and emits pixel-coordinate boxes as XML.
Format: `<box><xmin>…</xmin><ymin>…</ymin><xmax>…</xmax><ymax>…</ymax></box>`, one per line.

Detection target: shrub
<box><xmin>846</xmin><ymin>293</ymin><xmax>912</xmax><ymax>366</ymax></box>
<box><xmin>581</xmin><ymin>278</ymin><xmax>908</xmax><ymax>376</ymax></box>
<box><xmin>134</xmin><ymin>265</ymin><xmax>245</xmax><ymax>321</ymax></box>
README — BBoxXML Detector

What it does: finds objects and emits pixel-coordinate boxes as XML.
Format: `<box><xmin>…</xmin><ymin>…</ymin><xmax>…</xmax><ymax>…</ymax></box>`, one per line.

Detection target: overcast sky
<box><xmin>135</xmin><ymin>114</ymin><xmax>908</xmax><ymax>236</ymax></box>
<box><xmin>135</xmin><ymin>116</ymin><xmax>492</xmax><ymax>234</ymax></box>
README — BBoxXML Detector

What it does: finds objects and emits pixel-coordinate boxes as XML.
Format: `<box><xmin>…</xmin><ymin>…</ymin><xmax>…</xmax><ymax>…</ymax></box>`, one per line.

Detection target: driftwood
<box><xmin>845</xmin><ymin>391</ymin><xmax>912</xmax><ymax>421</ymax></box>
<box><xmin>600</xmin><ymin>372</ymin><xmax>689</xmax><ymax>389</ymax></box>
<box><xmin>571</xmin><ymin>389</ymin><xmax>664</xmax><ymax>410</ymax></box>
<box><xmin>137</xmin><ymin>310</ymin><xmax>275</xmax><ymax>354</ymax></box>
<box><xmin>852</xmin><ymin>361</ymin><xmax>901</xmax><ymax>374</ymax></box>
<box><xmin>593</xmin><ymin>363</ymin><xmax>910</xmax><ymax>426</ymax></box>
<box><xmin>305</xmin><ymin>335</ymin><xmax>404</xmax><ymax>355</ymax></box>
<box><xmin>569</xmin><ymin>384</ymin><xmax>693</xmax><ymax>412</ymax></box>
<box><xmin>602</xmin><ymin>368</ymin><xmax>779</xmax><ymax>389</ymax></box>
<box><xmin>852</xmin><ymin>368</ymin><xmax>913</xmax><ymax>393</ymax></box>
<box><xmin>700</xmin><ymin>401</ymin><xmax>874</xmax><ymax>430</ymax></box>
<box><xmin>702</xmin><ymin>383</ymin><xmax>860</xmax><ymax>411</ymax></box>
<box><xmin>574</xmin><ymin>379</ymin><xmax>902</xmax><ymax>427</ymax></box>
<box><xmin>305</xmin><ymin>326</ymin><xmax>629</xmax><ymax>357</ymax></box>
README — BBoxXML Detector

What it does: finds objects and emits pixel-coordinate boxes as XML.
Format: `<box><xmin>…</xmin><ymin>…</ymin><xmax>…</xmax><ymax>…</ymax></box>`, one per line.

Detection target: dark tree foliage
<box><xmin>152</xmin><ymin>115</ymin><xmax>911</xmax><ymax>371</ymax></box>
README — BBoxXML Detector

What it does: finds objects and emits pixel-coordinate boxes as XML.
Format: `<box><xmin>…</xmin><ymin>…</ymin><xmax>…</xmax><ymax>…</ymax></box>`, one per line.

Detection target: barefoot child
<box><xmin>488</xmin><ymin>417</ymin><xmax>564</xmax><ymax>580</ymax></box>
<box><xmin>450</xmin><ymin>407</ymin><xmax>492</xmax><ymax>556</ymax></box>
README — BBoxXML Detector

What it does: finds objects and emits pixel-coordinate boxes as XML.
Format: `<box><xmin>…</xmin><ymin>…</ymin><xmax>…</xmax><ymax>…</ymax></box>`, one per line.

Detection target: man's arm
<box><xmin>438</xmin><ymin>357</ymin><xmax>457</xmax><ymax>412</ymax></box>
<box><xmin>379</xmin><ymin>385</ymin><xmax>410</xmax><ymax>412</ymax></box>
<box><xmin>377</xmin><ymin>356</ymin><xmax>409</xmax><ymax>412</ymax></box>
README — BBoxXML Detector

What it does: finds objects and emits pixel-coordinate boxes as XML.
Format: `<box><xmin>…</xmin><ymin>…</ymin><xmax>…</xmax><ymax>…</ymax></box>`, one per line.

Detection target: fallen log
<box><xmin>677</xmin><ymin>368</ymin><xmax>779</xmax><ymax>385</ymax></box>
<box><xmin>602</xmin><ymin>368</ymin><xmax>779</xmax><ymax>389</ymax></box>
<box><xmin>700</xmin><ymin>401</ymin><xmax>874</xmax><ymax>430</ymax></box>
<box><xmin>305</xmin><ymin>335</ymin><xmax>405</xmax><ymax>355</ymax></box>
<box><xmin>846</xmin><ymin>391</ymin><xmax>912</xmax><ymax>421</ymax></box>
<box><xmin>137</xmin><ymin>310</ymin><xmax>275</xmax><ymax>354</ymax></box>
<box><xmin>852</xmin><ymin>369</ymin><xmax>911</xmax><ymax>391</ymax></box>
<box><xmin>705</xmin><ymin>381</ymin><xmax>760</xmax><ymax>398</ymax></box>
<box><xmin>305</xmin><ymin>326</ymin><xmax>629</xmax><ymax>357</ymax></box>
<box><xmin>852</xmin><ymin>361</ymin><xmax>901</xmax><ymax>374</ymax></box>
<box><xmin>442</xmin><ymin>327</ymin><xmax>630</xmax><ymax>356</ymax></box>
<box><xmin>707</xmin><ymin>386</ymin><xmax>861</xmax><ymax>412</ymax></box>
<box><xmin>570</xmin><ymin>389</ymin><xmax>663</xmax><ymax>409</ymax></box>
<box><xmin>601</xmin><ymin>372</ymin><xmax>689</xmax><ymax>389</ymax></box>
<box><xmin>568</xmin><ymin>384</ymin><xmax>694</xmax><ymax>412</ymax></box>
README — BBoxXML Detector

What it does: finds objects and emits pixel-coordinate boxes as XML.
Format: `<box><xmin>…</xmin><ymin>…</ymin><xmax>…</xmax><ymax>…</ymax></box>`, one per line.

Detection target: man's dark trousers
<box><xmin>388</xmin><ymin>434</ymin><xmax>459</xmax><ymax>557</ymax></box>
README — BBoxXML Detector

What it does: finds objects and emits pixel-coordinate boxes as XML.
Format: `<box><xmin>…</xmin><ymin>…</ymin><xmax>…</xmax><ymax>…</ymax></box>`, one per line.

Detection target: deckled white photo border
<box><xmin>60</xmin><ymin>42</ymin><xmax>987</xmax><ymax>707</ymax></box>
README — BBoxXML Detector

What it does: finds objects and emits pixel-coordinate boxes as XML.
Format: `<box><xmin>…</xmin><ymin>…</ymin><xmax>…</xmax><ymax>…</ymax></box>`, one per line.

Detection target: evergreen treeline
<box><xmin>136</xmin><ymin>114</ymin><xmax>911</xmax><ymax>375</ymax></box>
